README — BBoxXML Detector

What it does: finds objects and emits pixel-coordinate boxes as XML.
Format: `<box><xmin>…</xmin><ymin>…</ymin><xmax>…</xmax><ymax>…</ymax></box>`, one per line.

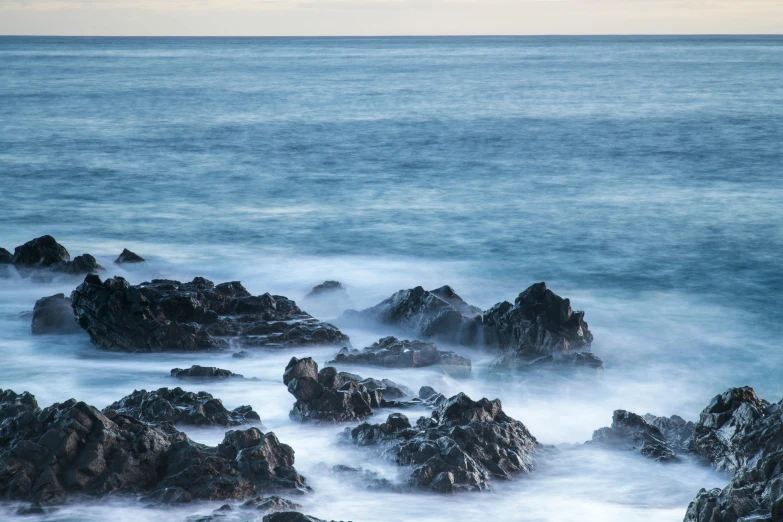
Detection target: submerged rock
<box><xmin>103</xmin><ymin>387</ymin><xmax>261</xmax><ymax>427</ymax></box>
<box><xmin>115</xmin><ymin>248</ymin><xmax>145</xmax><ymax>264</ymax></box>
<box><xmin>589</xmin><ymin>410</ymin><xmax>680</xmax><ymax>462</ymax></box>
<box><xmin>306</xmin><ymin>281</ymin><xmax>345</xmax><ymax>299</ymax></box>
<box><xmin>340</xmin><ymin>282</ymin><xmax>599</xmax><ymax>370</ymax></box>
<box><xmin>346</xmin><ymin>392</ymin><xmax>537</xmax><ymax>492</ymax></box>
<box><xmin>302</xmin><ymin>281</ymin><xmax>353</xmax><ymax>319</ymax></box>
<box><xmin>70</xmin><ymin>275</ymin><xmax>349</xmax><ymax>352</ymax></box>
<box><xmin>171</xmin><ymin>365</ymin><xmax>244</xmax><ymax>380</ymax></box>
<box><xmin>31</xmin><ymin>293</ymin><xmax>81</xmax><ymax>335</ymax></box>
<box><xmin>329</xmin><ymin>336</ymin><xmax>471</xmax><ymax>376</ymax></box>
<box><xmin>0</xmin><ymin>388</ymin><xmax>306</xmax><ymax>505</ymax></box>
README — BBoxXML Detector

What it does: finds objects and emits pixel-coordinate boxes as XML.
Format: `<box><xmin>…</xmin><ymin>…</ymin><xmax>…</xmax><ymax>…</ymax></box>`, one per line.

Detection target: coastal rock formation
<box><xmin>301</xmin><ymin>281</ymin><xmax>353</xmax><ymax>319</ymax></box>
<box><xmin>329</xmin><ymin>336</ymin><xmax>471</xmax><ymax>376</ymax></box>
<box><xmin>683</xmin><ymin>386</ymin><xmax>783</xmax><ymax>522</ymax></box>
<box><xmin>589</xmin><ymin>410</ymin><xmax>680</xmax><ymax>462</ymax></box>
<box><xmin>171</xmin><ymin>365</ymin><xmax>245</xmax><ymax>380</ymax></box>
<box><xmin>103</xmin><ymin>387</ymin><xmax>261</xmax><ymax>427</ymax></box>
<box><xmin>115</xmin><ymin>248</ymin><xmax>145</xmax><ymax>264</ymax></box>
<box><xmin>306</xmin><ymin>281</ymin><xmax>346</xmax><ymax>299</ymax></box>
<box><xmin>642</xmin><ymin>413</ymin><xmax>694</xmax><ymax>452</ymax></box>
<box><xmin>9</xmin><ymin>236</ymin><xmax>102</xmax><ymax>275</ymax></box>
<box><xmin>187</xmin><ymin>496</ymin><xmax>304</xmax><ymax>522</ymax></box>
<box><xmin>31</xmin><ymin>294</ymin><xmax>81</xmax><ymax>335</ymax></box>
<box><xmin>346</xmin><ymin>392</ymin><xmax>537</xmax><ymax>492</ymax></box>
<box><xmin>70</xmin><ymin>275</ymin><xmax>349</xmax><ymax>352</ymax></box>
<box><xmin>0</xmin><ymin>388</ymin><xmax>306</xmax><ymax>505</ymax></box>
<box><xmin>340</xmin><ymin>282</ymin><xmax>599</xmax><ymax>370</ymax></box>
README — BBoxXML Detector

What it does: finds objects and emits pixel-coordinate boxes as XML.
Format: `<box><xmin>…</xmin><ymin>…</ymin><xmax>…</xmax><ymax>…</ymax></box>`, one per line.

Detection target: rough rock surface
<box><xmin>643</xmin><ymin>413</ymin><xmax>694</xmax><ymax>452</ymax></box>
<box><xmin>9</xmin><ymin>236</ymin><xmax>102</xmax><ymax>275</ymax></box>
<box><xmin>340</xmin><ymin>282</ymin><xmax>599</xmax><ymax>370</ymax></box>
<box><xmin>171</xmin><ymin>365</ymin><xmax>245</xmax><ymax>380</ymax></box>
<box><xmin>70</xmin><ymin>275</ymin><xmax>349</xmax><ymax>353</ymax></box>
<box><xmin>103</xmin><ymin>387</ymin><xmax>260</xmax><ymax>427</ymax></box>
<box><xmin>0</xmin><ymin>248</ymin><xmax>12</xmax><ymax>264</ymax></box>
<box><xmin>329</xmin><ymin>336</ymin><xmax>471</xmax><ymax>376</ymax></box>
<box><xmin>0</xmin><ymin>389</ymin><xmax>306</xmax><ymax>504</ymax></box>
<box><xmin>589</xmin><ymin>410</ymin><xmax>680</xmax><ymax>462</ymax></box>
<box><xmin>683</xmin><ymin>386</ymin><xmax>783</xmax><ymax>522</ymax></box>
<box><xmin>31</xmin><ymin>294</ymin><xmax>81</xmax><ymax>335</ymax></box>
<box><xmin>187</xmin><ymin>496</ymin><xmax>304</xmax><ymax>521</ymax></box>
<box><xmin>115</xmin><ymin>248</ymin><xmax>145</xmax><ymax>264</ymax></box>
<box><xmin>284</xmin><ymin>358</ymin><xmax>418</xmax><ymax>424</ymax></box>
<box><xmin>346</xmin><ymin>392</ymin><xmax>537</xmax><ymax>492</ymax></box>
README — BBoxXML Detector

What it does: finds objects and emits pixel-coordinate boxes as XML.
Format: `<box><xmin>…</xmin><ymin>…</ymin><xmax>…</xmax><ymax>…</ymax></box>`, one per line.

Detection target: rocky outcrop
<box><xmin>589</xmin><ymin>410</ymin><xmax>680</xmax><ymax>462</ymax></box>
<box><xmin>31</xmin><ymin>294</ymin><xmax>81</xmax><ymax>335</ymax></box>
<box><xmin>103</xmin><ymin>387</ymin><xmax>260</xmax><ymax>427</ymax></box>
<box><xmin>0</xmin><ymin>248</ymin><xmax>12</xmax><ymax>264</ymax></box>
<box><xmin>115</xmin><ymin>248</ymin><xmax>144</xmax><ymax>264</ymax></box>
<box><xmin>306</xmin><ymin>281</ymin><xmax>345</xmax><ymax>299</ymax></box>
<box><xmin>302</xmin><ymin>281</ymin><xmax>352</xmax><ymax>319</ymax></box>
<box><xmin>329</xmin><ymin>336</ymin><xmax>471</xmax><ymax>376</ymax></box>
<box><xmin>0</xmin><ymin>389</ymin><xmax>306</xmax><ymax>505</ymax></box>
<box><xmin>51</xmin><ymin>254</ymin><xmax>103</xmax><ymax>275</ymax></box>
<box><xmin>284</xmin><ymin>358</ymin><xmax>418</xmax><ymax>424</ymax></box>
<box><xmin>340</xmin><ymin>282</ymin><xmax>599</xmax><ymax>370</ymax></box>
<box><xmin>345</xmin><ymin>392</ymin><xmax>537</xmax><ymax>492</ymax></box>
<box><xmin>171</xmin><ymin>365</ymin><xmax>245</xmax><ymax>380</ymax></box>
<box><xmin>643</xmin><ymin>413</ymin><xmax>694</xmax><ymax>452</ymax></box>
<box><xmin>9</xmin><ymin>236</ymin><xmax>102</xmax><ymax>275</ymax></box>
<box><xmin>683</xmin><ymin>387</ymin><xmax>783</xmax><ymax>522</ymax></box>
<box><xmin>70</xmin><ymin>275</ymin><xmax>349</xmax><ymax>353</ymax></box>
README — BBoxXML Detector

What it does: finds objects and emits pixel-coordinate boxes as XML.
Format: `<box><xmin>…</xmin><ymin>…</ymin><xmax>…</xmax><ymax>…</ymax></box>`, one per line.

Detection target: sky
<box><xmin>1</xmin><ymin>0</ymin><xmax>782</xmax><ymax>36</ymax></box>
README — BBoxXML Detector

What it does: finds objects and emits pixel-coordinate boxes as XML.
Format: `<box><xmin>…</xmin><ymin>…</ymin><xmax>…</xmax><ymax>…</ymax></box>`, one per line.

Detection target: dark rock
<box><xmin>302</xmin><ymin>281</ymin><xmax>353</xmax><ymax>319</ymax></box>
<box><xmin>0</xmin><ymin>388</ymin><xmax>307</xmax><ymax>505</ymax></box>
<box><xmin>262</xmin><ymin>514</ymin><xmax>326</xmax><ymax>522</ymax></box>
<box><xmin>589</xmin><ymin>410</ymin><xmax>680</xmax><ymax>462</ymax></box>
<box><xmin>171</xmin><ymin>365</ymin><xmax>244</xmax><ymax>380</ymax></box>
<box><xmin>242</xmin><ymin>495</ymin><xmax>302</xmax><ymax>513</ymax></box>
<box><xmin>233</xmin><ymin>351</ymin><xmax>250</xmax><ymax>359</ymax></box>
<box><xmin>418</xmin><ymin>386</ymin><xmax>438</xmax><ymax>400</ymax></box>
<box><xmin>0</xmin><ymin>248</ymin><xmax>12</xmax><ymax>264</ymax></box>
<box><xmin>11</xmin><ymin>236</ymin><xmax>70</xmax><ymax>268</ymax></box>
<box><xmin>340</xmin><ymin>283</ymin><xmax>599</xmax><ymax>370</ymax></box>
<box><xmin>16</xmin><ymin>502</ymin><xmax>45</xmax><ymax>515</ymax></box>
<box><xmin>70</xmin><ymin>275</ymin><xmax>349</xmax><ymax>353</ymax></box>
<box><xmin>684</xmin><ymin>386</ymin><xmax>783</xmax><ymax>522</ymax></box>
<box><xmin>642</xmin><ymin>413</ymin><xmax>694</xmax><ymax>452</ymax></box>
<box><xmin>31</xmin><ymin>294</ymin><xmax>81</xmax><ymax>335</ymax></box>
<box><xmin>306</xmin><ymin>281</ymin><xmax>345</xmax><ymax>298</ymax></box>
<box><xmin>346</xmin><ymin>392</ymin><xmax>537</xmax><ymax>492</ymax></box>
<box><xmin>103</xmin><ymin>387</ymin><xmax>261</xmax><ymax>427</ymax></box>
<box><xmin>115</xmin><ymin>248</ymin><xmax>145</xmax><ymax>264</ymax></box>
<box><xmin>329</xmin><ymin>336</ymin><xmax>471</xmax><ymax>377</ymax></box>
<box><xmin>51</xmin><ymin>254</ymin><xmax>103</xmax><ymax>275</ymax></box>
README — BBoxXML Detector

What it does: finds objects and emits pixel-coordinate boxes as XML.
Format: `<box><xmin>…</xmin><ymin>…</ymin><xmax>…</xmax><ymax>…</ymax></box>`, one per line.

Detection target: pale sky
<box><xmin>1</xmin><ymin>0</ymin><xmax>782</xmax><ymax>36</ymax></box>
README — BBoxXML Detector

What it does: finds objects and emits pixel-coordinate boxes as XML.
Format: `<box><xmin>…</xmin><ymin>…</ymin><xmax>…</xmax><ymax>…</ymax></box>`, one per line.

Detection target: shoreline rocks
<box><xmin>31</xmin><ymin>294</ymin><xmax>81</xmax><ymax>335</ymax></box>
<box><xmin>589</xmin><ymin>410</ymin><xmax>681</xmax><ymax>462</ymax></box>
<box><xmin>6</xmin><ymin>236</ymin><xmax>102</xmax><ymax>276</ymax></box>
<box><xmin>115</xmin><ymin>248</ymin><xmax>145</xmax><ymax>264</ymax></box>
<box><xmin>171</xmin><ymin>365</ymin><xmax>245</xmax><ymax>380</ymax></box>
<box><xmin>70</xmin><ymin>275</ymin><xmax>349</xmax><ymax>353</ymax></box>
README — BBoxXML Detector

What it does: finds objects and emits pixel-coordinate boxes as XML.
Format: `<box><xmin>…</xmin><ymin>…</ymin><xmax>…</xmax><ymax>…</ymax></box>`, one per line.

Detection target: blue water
<box><xmin>1</xmin><ymin>36</ymin><xmax>782</xmax><ymax>521</ymax></box>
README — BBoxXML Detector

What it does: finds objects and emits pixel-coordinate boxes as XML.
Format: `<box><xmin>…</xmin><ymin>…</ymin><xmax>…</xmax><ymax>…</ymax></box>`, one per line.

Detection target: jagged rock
<box><xmin>242</xmin><ymin>495</ymin><xmax>302</xmax><ymax>513</ymax></box>
<box><xmin>0</xmin><ymin>248</ymin><xmax>12</xmax><ymax>264</ymax></box>
<box><xmin>330</xmin><ymin>465</ymin><xmax>398</xmax><ymax>491</ymax></box>
<box><xmin>302</xmin><ymin>281</ymin><xmax>352</xmax><ymax>319</ymax></box>
<box><xmin>11</xmin><ymin>235</ymin><xmax>70</xmax><ymax>268</ymax></box>
<box><xmin>306</xmin><ymin>281</ymin><xmax>345</xmax><ymax>298</ymax></box>
<box><xmin>103</xmin><ymin>387</ymin><xmax>260</xmax><ymax>427</ymax></box>
<box><xmin>346</xmin><ymin>392</ymin><xmax>537</xmax><ymax>492</ymax></box>
<box><xmin>171</xmin><ymin>365</ymin><xmax>244</xmax><ymax>380</ymax></box>
<box><xmin>684</xmin><ymin>386</ymin><xmax>783</xmax><ymax>522</ymax></box>
<box><xmin>31</xmin><ymin>294</ymin><xmax>81</xmax><ymax>335</ymax></box>
<box><xmin>589</xmin><ymin>410</ymin><xmax>680</xmax><ymax>462</ymax></box>
<box><xmin>643</xmin><ymin>413</ymin><xmax>694</xmax><ymax>452</ymax></box>
<box><xmin>0</xmin><ymin>389</ymin><xmax>307</xmax><ymax>505</ymax></box>
<box><xmin>340</xmin><ymin>283</ymin><xmax>599</xmax><ymax>370</ymax></box>
<box><xmin>115</xmin><ymin>248</ymin><xmax>145</xmax><ymax>264</ymax></box>
<box><xmin>51</xmin><ymin>254</ymin><xmax>103</xmax><ymax>275</ymax></box>
<box><xmin>70</xmin><ymin>275</ymin><xmax>349</xmax><ymax>353</ymax></box>
<box><xmin>329</xmin><ymin>336</ymin><xmax>471</xmax><ymax>377</ymax></box>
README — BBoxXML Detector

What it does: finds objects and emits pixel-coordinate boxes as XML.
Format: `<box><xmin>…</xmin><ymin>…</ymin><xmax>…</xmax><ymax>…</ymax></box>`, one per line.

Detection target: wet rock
<box><xmin>302</xmin><ymin>281</ymin><xmax>353</xmax><ymax>319</ymax></box>
<box><xmin>684</xmin><ymin>386</ymin><xmax>783</xmax><ymax>522</ymax></box>
<box><xmin>306</xmin><ymin>281</ymin><xmax>345</xmax><ymax>298</ymax></box>
<box><xmin>346</xmin><ymin>392</ymin><xmax>537</xmax><ymax>492</ymax></box>
<box><xmin>11</xmin><ymin>235</ymin><xmax>70</xmax><ymax>268</ymax></box>
<box><xmin>330</xmin><ymin>465</ymin><xmax>398</xmax><ymax>491</ymax></box>
<box><xmin>329</xmin><ymin>336</ymin><xmax>471</xmax><ymax>377</ymax></box>
<box><xmin>262</xmin><ymin>514</ymin><xmax>327</xmax><ymax>522</ymax></box>
<box><xmin>242</xmin><ymin>495</ymin><xmax>302</xmax><ymax>513</ymax></box>
<box><xmin>115</xmin><ymin>248</ymin><xmax>145</xmax><ymax>264</ymax></box>
<box><xmin>15</xmin><ymin>502</ymin><xmax>45</xmax><ymax>515</ymax></box>
<box><xmin>71</xmin><ymin>275</ymin><xmax>349</xmax><ymax>353</ymax></box>
<box><xmin>642</xmin><ymin>413</ymin><xmax>694</xmax><ymax>452</ymax></box>
<box><xmin>171</xmin><ymin>365</ymin><xmax>244</xmax><ymax>380</ymax></box>
<box><xmin>233</xmin><ymin>351</ymin><xmax>250</xmax><ymax>359</ymax></box>
<box><xmin>0</xmin><ymin>388</ymin><xmax>307</xmax><ymax>505</ymax></box>
<box><xmin>589</xmin><ymin>410</ymin><xmax>680</xmax><ymax>462</ymax></box>
<box><xmin>103</xmin><ymin>387</ymin><xmax>261</xmax><ymax>427</ymax></box>
<box><xmin>31</xmin><ymin>294</ymin><xmax>81</xmax><ymax>335</ymax></box>
<box><xmin>0</xmin><ymin>247</ymin><xmax>12</xmax><ymax>264</ymax></box>
<box><xmin>51</xmin><ymin>254</ymin><xmax>103</xmax><ymax>275</ymax></box>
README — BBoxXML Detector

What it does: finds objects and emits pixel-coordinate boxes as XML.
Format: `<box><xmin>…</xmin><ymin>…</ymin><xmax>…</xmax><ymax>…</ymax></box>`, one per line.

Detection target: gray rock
<box><xmin>115</xmin><ymin>248</ymin><xmax>145</xmax><ymax>264</ymax></box>
<box><xmin>589</xmin><ymin>410</ymin><xmax>680</xmax><ymax>462</ymax></box>
<box><xmin>11</xmin><ymin>235</ymin><xmax>70</xmax><ymax>268</ymax></box>
<box><xmin>171</xmin><ymin>365</ymin><xmax>244</xmax><ymax>380</ymax></box>
<box><xmin>31</xmin><ymin>294</ymin><xmax>81</xmax><ymax>334</ymax></box>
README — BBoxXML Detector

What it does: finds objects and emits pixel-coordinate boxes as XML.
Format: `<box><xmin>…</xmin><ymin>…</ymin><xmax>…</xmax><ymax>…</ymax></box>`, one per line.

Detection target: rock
<box><xmin>346</xmin><ymin>392</ymin><xmax>538</xmax><ymax>492</ymax></box>
<box><xmin>115</xmin><ymin>248</ymin><xmax>145</xmax><ymax>264</ymax></box>
<box><xmin>243</xmin><ymin>495</ymin><xmax>303</xmax><ymax>513</ymax></box>
<box><xmin>418</xmin><ymin>386</ymin><xmax>438</xmax><ymax>400</ymax></box>
<box><xmin>51</xmin><ymin>253</ymin><xmax>103</xmax><ymax>275</ymax></box>
<box><xmin>233</xmin><ymin>351</ymin><xmax>250</xmax><ymax>359</ymax></box>
<box><xmin>0</xmin><ymin>388</ymin><xmax>307</xmax><ymax>505</ymax></box>
<box><xmin>31</xmin><ymin>294</ymin><xmax>81</xmax><ymax>334</ymax></box>
<box><xmin>103</xmin><ymin>387</ymin><xmax>261</xmax><ymax>427</ymax></box>
<box><xmin>302</xmin><ymin>281</ymin><xmax>353</xmax><ymax>319</ymax></box>
<box><xmin>683</xmin><ymin>387</ymin><xmax>783</xmax><ymax>522</ymax></box>
<box><xmin>70</xmin><ymin>275</ymin><xmax>349</xmax><ymax>353</ymax></box>
<box><xmin>642</xmin><ymin>413</ymin><xmax>694</xmax><ymax>452</ymax></box>
<box><xmin>329</xmin><ymin>336</ymin><xmax>471</xmax><ymax>377</ymax></box>
<box><xmin>0</xmin><ymin>247</ymin><xmax>12</xmax><ymax>264</ymax></box>
<box><xmin>589</xmin><ymin>410</ymin><xmax>680</xmax><ymax>462</ymax></box>
<box><xmin>11</xmin><ymin>235</ymin><xmax>70</xmax><ymax>268</ymax></box>
<box><xmin>171</xmin><ymin>365</ymin><xmax>244</xmax><ymax>380</ymax></box>
<box><xmin>262</xmin><ymin>514</ymin><xmax>326</xmax><ymax>522</ymax></box>
<box><xmin>16</xmin><ymin>502</ymin><xmax>45</xmax><ymax>515</ymax></box>
<box><xmin>340</xmin><ymin>282</ymin><xmax>599</xmax><ymax>370</ymax></box>
<box><xmin>306</xmin><ymin>281</ymin><xmax>345</xmax><ymax>298</ymax></box>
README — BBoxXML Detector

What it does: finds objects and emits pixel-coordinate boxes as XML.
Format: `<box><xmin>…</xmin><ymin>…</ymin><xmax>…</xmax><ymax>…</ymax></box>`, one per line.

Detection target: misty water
<box><xmin>1</xmin><ymin>36</ymin><xmax>782</xmax><ymax>521</ymax></box>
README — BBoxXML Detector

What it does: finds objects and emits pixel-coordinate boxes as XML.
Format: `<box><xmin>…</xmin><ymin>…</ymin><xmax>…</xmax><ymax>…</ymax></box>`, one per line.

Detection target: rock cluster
<box><xmin>340</xmin><ymin>282</ymin><xmax>599</xmax><ymax>370</ymax></box>
<box><xmin>171</xmin><ymin>365</ymin><xmax>245</xmax><ymax>380</ymax></box>
<box><xmin>329</xmin><ymin>336</ymin><xmax>471</xmax><ymax>376</ymax></box>
<box><xmin>345</xmin><ymin>392</ymin><xmax>538</xmax><ymax>493</ymax></box>
<box><xmin>589</xmin><ymin>410</ymin><xmax>681</xmax><ymax>462</ymax></box>
<box><xmin>31</xmin><ymin>294</ymin><xmax>81</xmax><ymax>335</ymax></box>
<box><xmin>114</xmin><ymin>248</ymin><xmax>145</xmax><ymax>264</ymax></box>
<box><xmin>103</xmin><ymin>387</ymin><xmax>261</xmax><ymax>427</ymax></box>
<box><xmin>0</xmin><ymin>389</ymin><xmax>306</xmax><ymax>505</ymax></box>
<box><xmin>2</xmin><ymin>235</ymin><xmax>102</xmax><ymax>275</ymax></box>
<box><xmin>70</xmin><ymin>275</ymin><xmax>349</xmax><ymax>352</ymax></box>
